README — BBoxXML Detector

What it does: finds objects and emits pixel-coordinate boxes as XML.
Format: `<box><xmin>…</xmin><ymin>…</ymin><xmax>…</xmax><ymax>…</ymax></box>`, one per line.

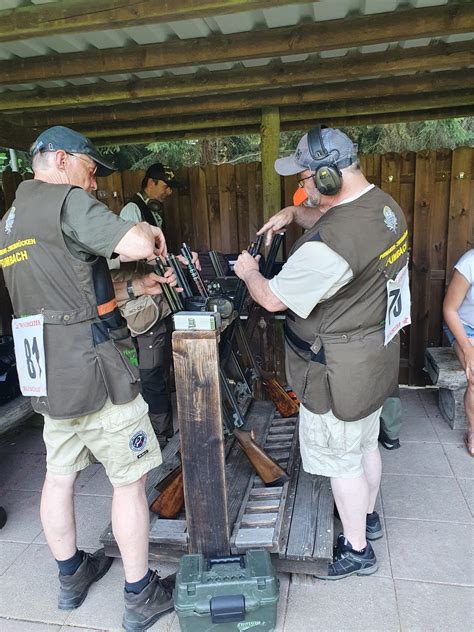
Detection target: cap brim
<box><xmin>166</xmin><ymin>179</ymin><xmax>180</xmax><ymax>189</ymax></box>
<box><xmin>274</xmin><ymin>155</ymin><xmax>306</xmax><ymax>176</ymax></box>
<box><xmin>88</xmin><ymin>149</ymin><xmax>116</xmax><ymax>177</ymax></box>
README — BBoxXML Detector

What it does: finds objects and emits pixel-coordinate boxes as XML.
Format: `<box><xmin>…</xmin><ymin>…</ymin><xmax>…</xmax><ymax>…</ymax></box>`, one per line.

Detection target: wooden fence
<box><xmin>1</xmin><ymin>148</ymin><xmax>473</xmax><ymax>384</ymax></box>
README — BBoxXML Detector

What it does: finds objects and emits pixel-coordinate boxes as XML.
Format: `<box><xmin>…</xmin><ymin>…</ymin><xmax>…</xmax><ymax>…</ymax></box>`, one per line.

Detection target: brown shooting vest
<box><xmin>285</xmin><ymin>186</ymin><xmax>409</xmax><ymax>421</ymax></box>
<box><xmin>0</xmin><ymin>180</ymin><xmax>140</xmax><ymax>419</ymax></box>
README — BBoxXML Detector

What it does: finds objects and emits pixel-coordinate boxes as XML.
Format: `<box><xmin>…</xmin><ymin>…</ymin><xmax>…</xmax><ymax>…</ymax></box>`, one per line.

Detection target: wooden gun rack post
<box><xmin>172</xmin><ymin>328</ymin><xmax>230</xmax><ymax>557</ymax></box>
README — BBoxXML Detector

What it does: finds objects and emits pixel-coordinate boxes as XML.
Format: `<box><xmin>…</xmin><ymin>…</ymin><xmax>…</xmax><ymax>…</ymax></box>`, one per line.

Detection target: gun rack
<box><xmin>100</xmin><ymin>325</ymin><xmax>333</xmax><ymax>575</ymax></box>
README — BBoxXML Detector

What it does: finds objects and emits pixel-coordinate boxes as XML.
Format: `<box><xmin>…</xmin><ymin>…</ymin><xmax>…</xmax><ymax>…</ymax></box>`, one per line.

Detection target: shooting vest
<box><xmin>0</xmin><ymin>180</ymin><xmax>140</xmax><ymax>419</ymax></box>
<box><xmin>285</xmin><ymin>186</ymin><xmax>408</xmax><ymax>421</ymax></box>
<box><xmin>130</xmin><ymin>193</ymin><xmax>162</xmax><ymax>228</ymax></box>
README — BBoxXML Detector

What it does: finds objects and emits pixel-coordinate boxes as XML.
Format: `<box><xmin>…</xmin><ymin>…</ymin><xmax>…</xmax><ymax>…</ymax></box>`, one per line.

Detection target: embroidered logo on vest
<box><xmin>4</xmin><ymin>207</ymin><xmax>15</xmax><ymax>234</ymax></box>
<box><xmin>383</xmin><ymin>206</ymin><xmax>397</xmax><ymax>233</ymax></box>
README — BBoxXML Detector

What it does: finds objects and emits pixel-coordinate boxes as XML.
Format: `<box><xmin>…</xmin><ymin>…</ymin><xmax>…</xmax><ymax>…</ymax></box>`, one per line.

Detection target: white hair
<box><xmin>31</xmin><ymin>148</ymin><xmax>57</xmax><ymax>172</ymax></box>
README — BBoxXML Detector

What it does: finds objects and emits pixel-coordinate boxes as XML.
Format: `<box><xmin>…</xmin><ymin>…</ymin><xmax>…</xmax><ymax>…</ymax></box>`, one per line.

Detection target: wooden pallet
<box><xmin>101</xmin><ymin>400</ymin><xmax>333</xmax><ymax>574</ymax></box>
<box><xmin>230</xmin><ymin>415</ymin><xmax>298</xmax><ymax>553</ymax></box>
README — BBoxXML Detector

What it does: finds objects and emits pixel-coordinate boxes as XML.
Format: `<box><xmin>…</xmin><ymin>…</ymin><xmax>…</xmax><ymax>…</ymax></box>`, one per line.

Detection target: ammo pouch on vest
<box><xmin>92</xmin><ymin>318</ymin><xmax>140</xmax><ymax>403</ymax></box>
<box><xmin>285</xmin><ymin>324</ymin><xmax>399</xmax><ymax>421</ymax></box>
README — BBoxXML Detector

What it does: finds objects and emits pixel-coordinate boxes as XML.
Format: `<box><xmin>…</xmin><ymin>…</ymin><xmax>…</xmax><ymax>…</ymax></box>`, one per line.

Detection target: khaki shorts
<box><xmin>299</xmin><ymin>404</ymin><xmax>382</xmax><ymax>479</ymax></box>
<box><xmin>43</xmin><ymin>394</ymin><xmax>162</xmax><ymax>487</ymax></box>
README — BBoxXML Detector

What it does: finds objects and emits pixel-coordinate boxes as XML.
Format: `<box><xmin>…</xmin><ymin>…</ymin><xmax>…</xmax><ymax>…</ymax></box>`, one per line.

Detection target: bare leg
<box><xmin>330</xmin><ymin>475</ymin><xmax>368</xmax><ymax>551</ymax></box>
<box><xmin>453</xmin><ymin>340</ymin><xmax>474</xmax><ymax>454</ymax></box>
<box><xmin>40</xmin><ymin>472</ymin><xmax>78</xmax><ymax>560</ymax></box>
<box><xmin>362</xmin><ymin>447</ymin><xmax>382</xmax><ymax>513</ymax></box>
<box><xmin>112</xmin><ymin>474</ymin><xmax>149</xmax><ymax>582</ymax></box>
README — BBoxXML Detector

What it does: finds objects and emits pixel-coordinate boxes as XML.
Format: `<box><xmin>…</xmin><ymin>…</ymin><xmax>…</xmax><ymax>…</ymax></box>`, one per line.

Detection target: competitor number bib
<box><xmin>384</xmin><ymin>264</ymin><xmax>411</xmax><ymax>345</ymax></box>
<box><xmin>12</xmin><ymin>314</ymin><xmax>47</xmax><ymax>396</ymax></box>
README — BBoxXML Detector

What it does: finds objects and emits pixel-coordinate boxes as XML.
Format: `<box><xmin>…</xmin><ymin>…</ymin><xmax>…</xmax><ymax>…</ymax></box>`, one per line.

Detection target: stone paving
<box><xmin>0</xmin><ymin>388</ymin><xmax>472</xmax><ymax>631</ymax></box>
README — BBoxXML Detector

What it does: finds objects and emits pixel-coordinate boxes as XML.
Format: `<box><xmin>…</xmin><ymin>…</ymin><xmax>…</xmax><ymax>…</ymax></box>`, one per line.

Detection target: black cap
<box><xmin>144</xmin><ymin>163</ymin><xmax>180</xmax><ymax>188</ymax></box>
<box><xmin>30</xmin><ymin>126</ymin><xmax>115</xmax><ymax>177</ymax></box>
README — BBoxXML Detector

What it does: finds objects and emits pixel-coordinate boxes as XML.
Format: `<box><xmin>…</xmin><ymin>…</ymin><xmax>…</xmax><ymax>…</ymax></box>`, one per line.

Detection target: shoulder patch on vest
<box><xmin>308</xmin><ymin>231</ymin><xmax>323</xmax><ymax>242</ymax></box>
<box><xmin>383</xmin><ymin>206</ymin><xmax>398</xmax><ymax>233</ymax></box>
<box><xmin>4</xmin><ymin>207</ymin><xmax>15</xmax><ymax>234</ymax></box>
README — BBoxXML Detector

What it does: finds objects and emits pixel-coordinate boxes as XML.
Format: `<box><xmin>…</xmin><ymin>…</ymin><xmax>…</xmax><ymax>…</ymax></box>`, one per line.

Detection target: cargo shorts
<box><xmin>299</xmin><ymin>404</ymin><xmax>382</xmax><ymax>479</ymax></box>
<box><xmin>43</xmin><ymin>394</ymin><xmax>162</xmax><ymax>487</ymax></box>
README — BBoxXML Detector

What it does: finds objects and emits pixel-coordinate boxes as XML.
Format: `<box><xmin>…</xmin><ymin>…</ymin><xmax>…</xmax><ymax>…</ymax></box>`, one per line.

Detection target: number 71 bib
<box><xmin>12</xmin><ymin>314</ymin><xmax>47</xmax><ymax>396</ymax></box>
<box><xmin>384</xmin><ymin>264</ymin><xmax>411</xmax><ymax>346</ymax></box>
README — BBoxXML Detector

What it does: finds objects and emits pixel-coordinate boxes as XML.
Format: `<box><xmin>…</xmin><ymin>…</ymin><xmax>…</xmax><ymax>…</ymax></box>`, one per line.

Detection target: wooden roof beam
<box><xmin>0</xmin><ymin>1</ymin><xmax>309</xmax><ymax>43</ymax></box>
<box><xmin>92</xmin><ymin>105</ymin><xmax>474</xmax><ymax>146</ymax></box>
<box><xmin>81</xmin><ymin>90</ymin><xmax>474</xmax><ymax>139</ymax></box>
<box><xmin>1</xmin><ymin>3</ymin><xmax>472</xmax><ymax>85</ymax></box>
<box><xmin>0</xmin><ymin>117</ymin><xmax>37</xmax><ymax>150</ymax></box>
<box><xmin>23</xmin><ymin>69</ymin><xmax>473</xmax><ymax>128</ymax></box>
<box><xmin>2</xmin><ymin>40</ymin><xmax>471</xmax><ymax>113</ymax></box>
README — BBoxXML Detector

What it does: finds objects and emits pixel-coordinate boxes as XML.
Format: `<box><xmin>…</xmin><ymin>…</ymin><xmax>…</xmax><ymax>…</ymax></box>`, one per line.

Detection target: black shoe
<box><xmin>58</xmin><ymin>549</ymin><xmax>113</xmax><ymax>610</ymax></box>
<box><xmin>366</xmin><ymin>510</ymin><xmax>383</xmax><ymax>541</ymax></box>
<box><xmin>122</xmin><ymin>571</ymin><xmax>175</xmax><ymax>632</ymax></box>
<box><xmin>333</xmin><ymin>506</ymin><xmax>383</xmax><ymax>541</ymax></box>
<box><xmin>378</xmin><ymin>428</ymin><xmax>400</xmax><ymax>450</ymax></box>
<box><xmin>315</xmin><ymin>534</ymin><xmax>377</xmax><ymax>580</ymax></box>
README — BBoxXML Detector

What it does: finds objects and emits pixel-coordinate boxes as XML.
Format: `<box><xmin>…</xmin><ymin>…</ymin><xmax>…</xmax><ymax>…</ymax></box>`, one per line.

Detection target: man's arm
<box><xmin>258</xmin><ymin>205</ymin><xmax>323</xmax><ymax>245</ymax></box>
<box><xmin>114</xmin><ymin>222</ymin><xmax>167</xmax><ymax>261</ymax></box>
<box><xmin>234</xmin><ymin>252</ymin><xmax>287</xmax><ymax>312</ymax></box>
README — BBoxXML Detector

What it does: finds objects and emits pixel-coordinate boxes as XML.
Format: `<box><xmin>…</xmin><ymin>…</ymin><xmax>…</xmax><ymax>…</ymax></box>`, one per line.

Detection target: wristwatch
<box><xmin>126</xmin><ymin>279</ymin><xmax>136</xmax><ymax>299</ymax></box>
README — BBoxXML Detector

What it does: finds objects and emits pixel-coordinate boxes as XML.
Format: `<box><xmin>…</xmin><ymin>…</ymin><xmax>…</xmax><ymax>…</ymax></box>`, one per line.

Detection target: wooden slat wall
<box><xmin>1</xmin><ymin>149</ymin><xmax>472</xmax><ymax>382</ymax></box>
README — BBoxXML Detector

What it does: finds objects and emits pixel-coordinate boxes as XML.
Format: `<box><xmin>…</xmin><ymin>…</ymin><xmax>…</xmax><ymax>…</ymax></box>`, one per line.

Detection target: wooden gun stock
<box><xmin>262</xmin><ymin>377</ymin><xmax>300</xmax><ymax>418</ymax></box>
<box><xmin>149</xmin><ymin>467</ymin><xmax>184</xmax><ymax>519</ymax></box>
<box><xmin>233</xmin><ymin>428</ymin><xmax>289</xmax><ymax>486</ymax></box>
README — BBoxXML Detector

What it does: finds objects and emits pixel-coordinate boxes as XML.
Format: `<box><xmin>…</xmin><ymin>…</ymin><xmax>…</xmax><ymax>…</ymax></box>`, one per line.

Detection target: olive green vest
<box><xmin>0</xmin><ymin>180</ymin><xmax>140</xmax><ymax>419</ymax></box>
<box><xmin>285</xmin><ymin>186</ymin><xmax>408</xmax><ymax>421</ymax></box>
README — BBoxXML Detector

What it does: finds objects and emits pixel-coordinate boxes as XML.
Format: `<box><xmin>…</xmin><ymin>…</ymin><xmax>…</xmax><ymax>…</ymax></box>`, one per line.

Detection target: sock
<box><xmin>125</xmin><ymin>569</ymin><xmax>153</xmax><ymax>594</ymax></box>
<box><xmin>56</xmin><ymin>549</ymin><xmax>84</xmax><ymax>576</ymax></box>
<box><xmin>344</xmin><ymin>538</ymin><xmax>366</xmax><ymax>554</ymax></box>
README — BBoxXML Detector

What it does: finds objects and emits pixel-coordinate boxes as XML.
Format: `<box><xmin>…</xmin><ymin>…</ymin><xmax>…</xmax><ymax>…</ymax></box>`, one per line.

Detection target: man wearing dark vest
<box><xmin>0</xmin><ymin>127</ymin><xmax>177</xmax><ymax>632</ymax></box>
<box><xmin>235</xmin><ymin>126</ymin><xmax>410</xmax><ymax>580</ymax></box>
<box><xmin>110</xmin><ymin>164</ymin><xmax>179</xmax><ymax>447</ymax></box>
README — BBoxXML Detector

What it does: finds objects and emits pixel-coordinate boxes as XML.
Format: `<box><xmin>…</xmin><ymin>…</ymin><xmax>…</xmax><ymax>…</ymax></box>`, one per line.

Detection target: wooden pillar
<box><xmin>172</xmin><ymin>329</ymin><xmax>230</xmax><ymax>557</ymax></box>
<box><xmin>261</xmin><ymin>107</ymin><xmax>281</xmax><ymax>224</ymax></box>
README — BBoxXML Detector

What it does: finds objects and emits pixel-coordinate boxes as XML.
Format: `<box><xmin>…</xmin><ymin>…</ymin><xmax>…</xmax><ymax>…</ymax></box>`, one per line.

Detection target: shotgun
<box><xmin>149</xmin><ymin>466</ymin><xmax>184</xmax><ymax>518</ymax></box>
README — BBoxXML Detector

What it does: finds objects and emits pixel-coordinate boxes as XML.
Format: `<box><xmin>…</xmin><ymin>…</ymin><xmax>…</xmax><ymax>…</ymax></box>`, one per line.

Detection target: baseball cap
<box><xmin>275</xmin><ymin>127</ymin><xmax>358</xmax><ymax>176</ymax></box>
<box><xmin>144</xmin><ymin>163</ymin><xmax>180</xmax><ymax>188</ymax></box>
<box><xmin>30</xmin><ymin>126</ymin><xmax>115</xmax><ymax>177</ymax></box>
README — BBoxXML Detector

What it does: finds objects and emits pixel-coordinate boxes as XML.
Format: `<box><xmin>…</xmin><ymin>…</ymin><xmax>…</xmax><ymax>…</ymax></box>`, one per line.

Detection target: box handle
<box><xmin>207</xmin><ymin>555</ymin><xmax>245</xmax><ymax>570</ymax></box>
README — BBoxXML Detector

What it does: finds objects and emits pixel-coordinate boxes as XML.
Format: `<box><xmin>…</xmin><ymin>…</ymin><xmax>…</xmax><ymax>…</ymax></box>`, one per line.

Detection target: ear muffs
<box><xmin>307</xmin><ymin>125</ymin><xmax>342</xmax><ymax>196</ymax></box>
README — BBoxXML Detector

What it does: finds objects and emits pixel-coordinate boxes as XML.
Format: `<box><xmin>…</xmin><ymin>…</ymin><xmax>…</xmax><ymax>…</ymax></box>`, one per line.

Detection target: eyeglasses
<box><xmin>65</xmin><ymin>152</ymin><xmax>97</xmax><ymax>176</ymax></box>
<box><xmin>296</xmin><ymin>173</ymin><xmax>315</xmax><ymax>188</ymax></box>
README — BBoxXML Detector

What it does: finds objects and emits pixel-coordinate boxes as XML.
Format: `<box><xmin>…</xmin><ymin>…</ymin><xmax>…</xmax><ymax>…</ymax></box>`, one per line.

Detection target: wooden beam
<box><xmin>2</xmin><ymin>41</ymin><xmax>471</xmax><ymax>113</ymax></box>
<box><xmin>1</xmin><ymin>4</ymin><xmax>472</xmax><ymax>85</ymax></box>
<box><xmin>75</xmin><ymin>90</ymin><xmax>474</xmax><ymax>139</ymax></box>
<box><xmin>0</xmin><ymin>1</ymin><xmax>308</xmax><ymax>43</ymax></box>
<box><xmin>261</xmin><ymin>107</ymin><xmax>281</xmax><ymax>224</ymax></box>
<box><xmin>0</xmin><ymin>117</ymin><xmax>37</xmax><ymax>150</ymax></box>
<box><xmin>91</xmin><ymin>105</ymin><xmax>474</xmax><ymax>146</ymax></box>
<box><xmin>23</xmin><ymin>69</ymin><xmax>473</xmax><ymax>128</ymax></box>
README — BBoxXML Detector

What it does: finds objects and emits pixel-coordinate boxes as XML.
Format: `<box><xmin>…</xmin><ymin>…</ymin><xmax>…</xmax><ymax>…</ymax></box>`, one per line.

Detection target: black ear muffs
<box><xmin>307</xmin><ymin>125</ymin><xmax>342</xmax><ymax>196</ymax></box>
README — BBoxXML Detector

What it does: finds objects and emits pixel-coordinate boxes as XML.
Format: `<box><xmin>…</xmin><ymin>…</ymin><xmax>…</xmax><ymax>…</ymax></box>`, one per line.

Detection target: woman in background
<box><xmin>443</xmin><ymin>249</ymin><xmax>474</xmax><ymax>456</ymax></box>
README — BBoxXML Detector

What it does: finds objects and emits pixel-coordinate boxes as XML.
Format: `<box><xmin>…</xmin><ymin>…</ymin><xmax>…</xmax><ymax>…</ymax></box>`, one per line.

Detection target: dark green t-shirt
<box><xmin>61</xmin><ymin>188</ymin><xmax>135</xmax><ymax>261</ymax></box>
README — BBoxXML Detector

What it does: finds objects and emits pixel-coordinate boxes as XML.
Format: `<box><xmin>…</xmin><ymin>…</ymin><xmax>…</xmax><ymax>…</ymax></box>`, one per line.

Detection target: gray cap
<box><xmin>275</xmin><ymin>127</ymin><xmax>358</xmax><ymax>176</ymax></box>
<box><xmin>31</xmin><ymin>126</ymin><xmax>115</xmax><ymax>177</ymax></box>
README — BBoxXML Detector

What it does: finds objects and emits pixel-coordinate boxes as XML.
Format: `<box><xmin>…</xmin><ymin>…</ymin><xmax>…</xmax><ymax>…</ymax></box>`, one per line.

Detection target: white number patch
<box><xmin>384</xmin><ymin>264</ymin><xmax>411</xmax><ymax>345</ymax></box>
<box><xmin>12</xmin><ymin>314</ymin><xmax>47</xmax><ymax>396</ymax></box>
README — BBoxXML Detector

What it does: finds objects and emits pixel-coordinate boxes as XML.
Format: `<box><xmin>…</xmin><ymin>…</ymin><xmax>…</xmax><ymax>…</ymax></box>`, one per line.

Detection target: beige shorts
<box><xmin>299</xmin><ymin>404</ymin><xmax>382</xmax><ymax>479</ymax></box>
<box><xmin>43</xmin><ymin>394</ymin><xmax>162</xmax><ymax>487</ymax></box>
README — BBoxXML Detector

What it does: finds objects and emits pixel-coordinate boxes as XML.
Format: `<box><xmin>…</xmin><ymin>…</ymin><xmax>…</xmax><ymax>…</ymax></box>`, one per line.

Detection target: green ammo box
<box><xmin>174</xmin><ymin>549</ymin><xmax>279</xmax><ymax>632</ymax></box>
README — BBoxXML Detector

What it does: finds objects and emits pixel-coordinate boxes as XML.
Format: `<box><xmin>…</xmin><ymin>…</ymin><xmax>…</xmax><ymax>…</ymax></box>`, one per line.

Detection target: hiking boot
<box><xmin>315</xmin><ymin>534</ymin><xmax>378</xmax><ymax>580</ymax></box>
<box><xmin>333</xmin><ymin>506</ymin><xmax>383</xmax><ymax>541</ymax></box>
<box><xmin>378</xmin><ymin>427</ymin><xmax>400</xmax><ymax>450</ymax></box>
<box><xmin>58</xmin><ymin>549</ymin><xmax>113</xmax><ymax>610</ymax></box>
<box><xmin>366</xmin><ymin>510</ymin><xmax>383</xmax><ymax>541</ymax></box>
<box><xmin>122</xmin><ymin>571</ymin><xmax>175</xmax><ymax>632</ymax></box>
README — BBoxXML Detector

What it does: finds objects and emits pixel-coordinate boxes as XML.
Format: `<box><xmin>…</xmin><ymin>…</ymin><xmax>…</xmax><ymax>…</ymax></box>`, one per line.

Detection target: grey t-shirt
<box><xmin>61</xmin><ymin>188</ymin><xmax>135</xmax><ymax>261</ymax></box>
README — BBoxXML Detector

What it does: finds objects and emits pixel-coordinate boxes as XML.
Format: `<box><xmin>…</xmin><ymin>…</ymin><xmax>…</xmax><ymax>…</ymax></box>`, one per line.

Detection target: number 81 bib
<box><xmin>12</xmin><ymin>314</ymin><xmax>47</xmax><ymax>396</ymax></box>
